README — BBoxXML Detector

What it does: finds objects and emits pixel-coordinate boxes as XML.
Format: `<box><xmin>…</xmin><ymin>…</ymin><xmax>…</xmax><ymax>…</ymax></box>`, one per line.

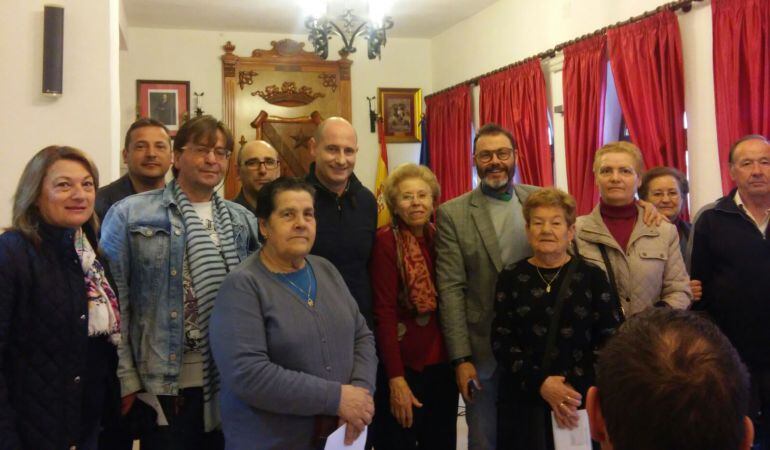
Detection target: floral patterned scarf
<box><xmin>393</xmin><ymin>222</ymin><xmax>438</xmax><ymax>314</ymax></box>
<box><xmin>74</xmin><ymin>228</ymin><xmax>121</xmax><ymax>345</ymax></box>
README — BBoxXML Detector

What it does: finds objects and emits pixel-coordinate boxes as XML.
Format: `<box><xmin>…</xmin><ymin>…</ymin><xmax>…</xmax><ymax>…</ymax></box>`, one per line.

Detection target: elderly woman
<box><xmin>492</xmin><ymin>188</ymin><xmax>622</xmax><ymax>450</ymax></box>
<box><xmin>370</xmin><ymin>163</ymin><xmax>457</xmax><ymax>450</ymax></box>
<box><xmin>0</xmin><ymin>146</ymin><xmax>120</xmax><ymax>450</ymax></box>
<box><xmin>210</xmin><ymin>177</ymin><xmax>377</xmax><ymax>450</ymax></box>
<box><xmin>638</xmin><ymin>166</ymin><xmax>691</xmax><ymax>259</ymax></box>
<box><xmin>575</xmin><ymin>142</ymin><xmax>692</xmax><ymax>317</ymax></box>
<box><xmin>638</xmin><ymin>166</ymin><xmax>701</xmax><ymax>300</ymax></box>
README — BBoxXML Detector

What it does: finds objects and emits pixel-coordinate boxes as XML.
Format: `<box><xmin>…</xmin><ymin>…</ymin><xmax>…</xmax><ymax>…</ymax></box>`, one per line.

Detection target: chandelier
<box><xmin>305</xmin><ymin>4</ymin><xmax>394</xmax><ymax>60</ymax></box>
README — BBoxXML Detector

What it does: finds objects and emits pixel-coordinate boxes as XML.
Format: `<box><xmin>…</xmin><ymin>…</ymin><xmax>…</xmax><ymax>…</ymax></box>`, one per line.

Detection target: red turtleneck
<box><xmin>600</xmin><ymin>200</ymin><xmax>637</xmax><ymax>251</ymax></box>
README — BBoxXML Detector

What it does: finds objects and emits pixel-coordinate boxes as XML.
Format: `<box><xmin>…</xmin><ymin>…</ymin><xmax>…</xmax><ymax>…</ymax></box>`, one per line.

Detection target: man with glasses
<box><xmin>100</xmin><ymin>115</ymin><xmax>261</xmax><ymax>450</ymax></box>
<box><xmin>96</xmin><ymin>117</ymin><xmax>172</xmax><ymax>221</ymax></box>
<box><xmin>435</xmin><ymin>123</ymin><xmax>539</xmax><ymax>449</ymax></box>
<box><xmin>233</xmin><ymin>140</ymin><xmax>281</xmax><ymax>220</ymax></box>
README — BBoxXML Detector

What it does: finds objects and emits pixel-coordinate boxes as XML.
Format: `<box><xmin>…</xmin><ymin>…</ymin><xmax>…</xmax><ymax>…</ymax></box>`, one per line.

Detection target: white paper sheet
<box><xmin>324</xmin><ymin>424</ymin><xmax>368</xmax><ymax>450</ymax></box>
<box><xmin>551</xmin><ymin>409</ymin><xmax>592</xmax><ymax>450</ymax></box>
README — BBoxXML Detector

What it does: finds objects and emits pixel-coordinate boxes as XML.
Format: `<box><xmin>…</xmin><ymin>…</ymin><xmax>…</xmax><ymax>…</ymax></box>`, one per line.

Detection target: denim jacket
<box><xmin>99</xmin><ymin>184</ymin><xmax>260</xmax><ymax>397</ymax></box>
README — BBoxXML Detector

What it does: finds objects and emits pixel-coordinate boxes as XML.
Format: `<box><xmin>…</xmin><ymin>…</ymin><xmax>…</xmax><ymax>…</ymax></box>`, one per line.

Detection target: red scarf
<box><xmin>392</xmin><ymin>222</ymin><xmax>438</xmax><ymax>314</ymax></box>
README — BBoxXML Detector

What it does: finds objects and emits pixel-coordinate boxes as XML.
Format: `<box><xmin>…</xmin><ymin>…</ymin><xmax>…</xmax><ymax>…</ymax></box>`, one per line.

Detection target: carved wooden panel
<box><xmin>221</xmin><ymin>39</ymin><xmax>352</xmax><ymax>198</ymax></box>
<box><xmin>250</xmin><ymin>110</ymin><xmax>323</xmax><ymax>178</ymax></box>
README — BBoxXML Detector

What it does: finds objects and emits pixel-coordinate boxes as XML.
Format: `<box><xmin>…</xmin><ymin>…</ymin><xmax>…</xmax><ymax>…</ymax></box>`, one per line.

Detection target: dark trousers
<box><xmin>497</xmin><ymin>400</ymin><xmax>551</xmax><ymax>450</ymax></box>
<box><xmin>142</xmin><ymin>388</ymin><xmax>224</xmax><ymax>450</ymax></box>
<box><xmin>98</xmin><ymin>387</ymin><xmax>223</xmax><ymax>450</ymax></box>
<box><xmin>751</xmin><ymin>368</ymin><xmax>770</xmax><ymax>450</ymax></box>
<box><xmin>373</xmin><ymin>363</ymin><xmax>458</xmax><ymax>450</ymax></box>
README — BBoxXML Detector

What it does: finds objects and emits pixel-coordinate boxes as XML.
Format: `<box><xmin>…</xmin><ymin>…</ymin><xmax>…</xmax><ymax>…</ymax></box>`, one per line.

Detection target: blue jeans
<box><xmin>465</xmin><ymin>369</ymin><xmax>499</xmax><ymax>450</ymax></box>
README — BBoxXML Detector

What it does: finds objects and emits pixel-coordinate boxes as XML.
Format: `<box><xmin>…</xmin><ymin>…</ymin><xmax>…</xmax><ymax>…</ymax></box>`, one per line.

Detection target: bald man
<box><xmin>234</xmin><ymin>140</ymin><xmax>281</xmax><ymax>215</ymax></box>
<box><xmin>307</xmin><ymin>117</ymin><xmax>377</xmax><ymax>328</ymax></box>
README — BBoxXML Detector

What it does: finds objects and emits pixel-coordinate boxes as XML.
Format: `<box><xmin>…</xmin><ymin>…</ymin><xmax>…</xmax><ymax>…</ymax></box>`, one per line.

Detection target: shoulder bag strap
<box><xmin>599</xmin><ymin>244</ymin><xmax>626</xmax><ymax>318</ymax></box>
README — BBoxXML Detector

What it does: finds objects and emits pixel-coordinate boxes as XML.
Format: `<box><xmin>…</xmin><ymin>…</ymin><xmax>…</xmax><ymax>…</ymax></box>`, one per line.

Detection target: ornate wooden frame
<box><xmin>221</xmin><ymin>39</ymin><xmax>352</xmax><ymax>198</ymax></box>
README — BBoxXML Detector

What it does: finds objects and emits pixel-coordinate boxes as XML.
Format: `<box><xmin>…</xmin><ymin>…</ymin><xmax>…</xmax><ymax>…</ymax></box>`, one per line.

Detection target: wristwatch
<box><xmin>451</xmin><ymin>356</ymin><xmax>472</xmax><ymax>367</ymax></box>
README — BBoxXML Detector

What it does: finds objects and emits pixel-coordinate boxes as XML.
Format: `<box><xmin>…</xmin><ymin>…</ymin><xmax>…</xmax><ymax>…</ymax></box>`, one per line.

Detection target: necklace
<box><xmin>535</xmin><ymin>263</ymin><xmax>565</xmax><ymax>294</ymax></box>
<box><xmin>278</xmin><ymin>264</ymin><xmax>314</xmax><ymax>307</ymax></box>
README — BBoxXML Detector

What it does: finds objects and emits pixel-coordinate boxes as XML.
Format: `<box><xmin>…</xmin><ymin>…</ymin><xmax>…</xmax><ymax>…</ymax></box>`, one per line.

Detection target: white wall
<box><xmin>430</xmin><ymin>0</ymin><xmax>721</xmax><ymax>212</ymax></box>
<box><xmin>0</xmin><ymin>0</ymin><xmax>121</xmax><ymax>228</ymax></box>
<box><xmin>121</xmin><ymin>27</ymin><xmax>432</xmax><ymax>190</ymax></box>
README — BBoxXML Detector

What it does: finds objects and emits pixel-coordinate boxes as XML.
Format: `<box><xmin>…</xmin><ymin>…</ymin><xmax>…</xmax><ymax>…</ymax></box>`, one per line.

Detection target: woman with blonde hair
<box><xmin>575</xmin><ymin>141</ymin><xmax>691</xmax><ymax>317</ymax></box>
<box><xmin>370</xmin><ymin>163</ymin><xmax>458</xmax><ymax>450</ymax></box>
<box><xmin>0</xmin><ymin>146</ymin><xmax>120</xmax><ymax>450</ymax></box>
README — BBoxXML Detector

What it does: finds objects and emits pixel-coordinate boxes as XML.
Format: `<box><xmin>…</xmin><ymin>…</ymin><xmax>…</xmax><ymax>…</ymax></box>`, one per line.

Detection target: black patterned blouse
<box><xmin>492</xmin><ymin>256</ymin><xmax>622</xmax><ymax>403</ymax></box>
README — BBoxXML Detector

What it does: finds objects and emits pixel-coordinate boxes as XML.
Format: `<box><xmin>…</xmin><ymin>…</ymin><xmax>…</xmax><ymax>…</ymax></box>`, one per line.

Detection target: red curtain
<box><xmin>608</xmin><ymin>11</ymin><xmax>687</xmax><ymax>180</ymax></box>
<box><xmin>563</xmin><ymin>35</ymin><xmax>607</xmax><ymax>215</ymax></box>
<box><xmin>479</xmin><ymin>59</ymin><xmax>553</xmax><ymax>186</ymax></box>
<box><xmin>425</xmin><ymin>85</ymin><xmax>473</xmax><ymax>203</ymax></box>
<box><xmin>713</xmin><ymin>0</ymin><xmax>770</xmax><ymax>194</ymax></box>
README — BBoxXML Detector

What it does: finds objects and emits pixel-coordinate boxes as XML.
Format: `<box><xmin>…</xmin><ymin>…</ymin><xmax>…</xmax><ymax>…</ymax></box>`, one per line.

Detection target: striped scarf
<box><xmin>172</xmin><ymin>180</ymin><xmax>241</xmax><ymax>431</ymax></box>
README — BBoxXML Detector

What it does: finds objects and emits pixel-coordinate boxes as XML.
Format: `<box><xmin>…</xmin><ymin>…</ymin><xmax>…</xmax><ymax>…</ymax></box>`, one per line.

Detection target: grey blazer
<box><xmin>435</xmin><ymin>183</ymin><xmax>539</xmax><ymax>378</ymax></box>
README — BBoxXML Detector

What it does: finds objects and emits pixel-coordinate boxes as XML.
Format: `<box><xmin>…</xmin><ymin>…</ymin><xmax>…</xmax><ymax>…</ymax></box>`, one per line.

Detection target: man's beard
<box><xmin>479</xmin><ymin>165</ymin><xmax>513</xmax><ymax>190</ymax></box>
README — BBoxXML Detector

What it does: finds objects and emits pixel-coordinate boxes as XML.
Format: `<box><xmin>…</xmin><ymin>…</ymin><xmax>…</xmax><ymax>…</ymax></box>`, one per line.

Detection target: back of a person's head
<box><xmin>596</xmin><ymin>309</ymin><xmax>749</xmax><ymax>450</ymax></box>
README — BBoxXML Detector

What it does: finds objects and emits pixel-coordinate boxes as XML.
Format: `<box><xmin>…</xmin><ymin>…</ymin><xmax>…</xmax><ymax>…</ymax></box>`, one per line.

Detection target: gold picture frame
<box><xmin>378</xmin><ymin>87</ymin><xmax>422</xmax><ymax>143</ymax></box>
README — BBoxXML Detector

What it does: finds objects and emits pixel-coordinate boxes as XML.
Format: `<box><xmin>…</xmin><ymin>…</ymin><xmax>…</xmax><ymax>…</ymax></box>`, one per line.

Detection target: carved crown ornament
<box><xmin>251</xmin><ymin>81</ymin><xmax>325</xmax><ymax>107</ymax></box>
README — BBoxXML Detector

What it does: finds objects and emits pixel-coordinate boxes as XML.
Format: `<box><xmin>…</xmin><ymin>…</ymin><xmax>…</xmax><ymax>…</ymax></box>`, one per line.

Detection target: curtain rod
<box><xmin>424</xmin><ymin>0</ymin><xmax>705</xmax><ymax>100</ymax></box>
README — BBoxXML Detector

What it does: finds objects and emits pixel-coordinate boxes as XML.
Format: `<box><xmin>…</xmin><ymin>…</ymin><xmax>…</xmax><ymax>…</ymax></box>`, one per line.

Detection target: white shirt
<box><xmin>734</xmin><ymin>191</ymin><xmax>770</xmax><ymax>235</ymax></box>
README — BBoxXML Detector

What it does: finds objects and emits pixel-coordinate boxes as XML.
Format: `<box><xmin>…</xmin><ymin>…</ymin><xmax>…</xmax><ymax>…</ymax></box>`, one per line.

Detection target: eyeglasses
<box><xmin>243</xmin><ymin>158</ymin><xmax>279</xmax><ymax>170</ymax></box>
<box><xmin>182</xmin><ymin>145</ymin><xmax>232</xmax><ymax>160</ymax></box>
<box><xmin>475</xmin><ymin>148</ymin><xmax>514</xmax><ymax>163</ymax></box>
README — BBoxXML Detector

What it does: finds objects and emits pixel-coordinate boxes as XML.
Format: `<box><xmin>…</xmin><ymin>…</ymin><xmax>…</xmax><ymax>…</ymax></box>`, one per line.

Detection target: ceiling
<box><xmin>123</xmin><ymin>0</ymin><xmax>498</xmax><ymax>38</ymax></box>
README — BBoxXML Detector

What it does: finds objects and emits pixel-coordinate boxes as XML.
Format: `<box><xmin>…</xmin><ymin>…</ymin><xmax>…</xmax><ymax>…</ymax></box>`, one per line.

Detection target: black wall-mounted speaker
<box><xmin>42</xmin><ymin>5</ymin><xmax>64</xmax><ymax>96</ymax></box>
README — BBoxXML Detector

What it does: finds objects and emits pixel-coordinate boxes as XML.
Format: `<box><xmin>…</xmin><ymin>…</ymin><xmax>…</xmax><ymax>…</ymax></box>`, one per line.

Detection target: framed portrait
<box><xmin>378</xmin><ymin>87</ymin><xmax>422</xmax><ymax>143</ymax></box>
<box><xmin>136</xmin><ymin>80</ymin><xmax>190</xmax><ymax>136</ymax></box>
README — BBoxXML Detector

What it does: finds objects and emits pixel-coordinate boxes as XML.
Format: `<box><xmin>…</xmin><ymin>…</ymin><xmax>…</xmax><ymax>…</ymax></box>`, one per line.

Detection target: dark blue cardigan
<box><xmin>0</xmin><ymin>223</ymin><xmax>118</xmax><ymax>450</ymax></box>
<box><xmin>691</xmin><ymin>189</ymin><xmax>770</xmax><ymax>369</ymax></box>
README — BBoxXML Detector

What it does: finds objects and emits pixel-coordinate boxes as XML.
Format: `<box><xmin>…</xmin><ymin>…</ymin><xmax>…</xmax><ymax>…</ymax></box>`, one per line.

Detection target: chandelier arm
<box><xmin>328</xmin><ymin>21</ymin><xmax>358</xmax><ymax>53</ymax></box>
<box><xmin>349</xmin><ymin>22</ymin><xmax>369</xmax><ymax>42</ymax></box>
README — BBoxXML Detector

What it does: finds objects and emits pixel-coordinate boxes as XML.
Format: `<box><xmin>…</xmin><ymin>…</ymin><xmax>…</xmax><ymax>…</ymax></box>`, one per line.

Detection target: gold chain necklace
<box><xmin>535</xmin><ymin>263</ymin><xmax>565</xmax><ymax>294</ymax></box>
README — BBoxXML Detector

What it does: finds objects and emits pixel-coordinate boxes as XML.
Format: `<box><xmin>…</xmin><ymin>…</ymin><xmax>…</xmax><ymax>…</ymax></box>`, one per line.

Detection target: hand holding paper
<box><xmin>551</xmin><ymin>409</ymin><xmax>591</xmax><ymax>450</ymax></box>
<box><xmin>324</xmin><ymin>424</ymin><xmax>368</xmax><ymax>450</ymax></box>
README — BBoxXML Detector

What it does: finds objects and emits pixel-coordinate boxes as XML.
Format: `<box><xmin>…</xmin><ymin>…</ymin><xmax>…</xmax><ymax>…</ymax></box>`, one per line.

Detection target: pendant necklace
<box><xmin>279</xmin><ymin>264</ymin><xmax>314</xmax><ymax>307</ymax></box>
<box><xmin>535</xmin><ymin>263</ymin><xmax>565</xmax><ymax>294</ymax></box>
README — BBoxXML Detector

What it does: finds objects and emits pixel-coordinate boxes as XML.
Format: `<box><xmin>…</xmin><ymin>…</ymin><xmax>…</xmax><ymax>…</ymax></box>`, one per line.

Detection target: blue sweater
<box><xmin>210</xmin><ymin>253</ymin><xmax>377</xmax><ymax>450</ymax></box>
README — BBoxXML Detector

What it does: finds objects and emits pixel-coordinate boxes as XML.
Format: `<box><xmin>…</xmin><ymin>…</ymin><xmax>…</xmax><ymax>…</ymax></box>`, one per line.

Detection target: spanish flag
<box><xmin>375</xmin><ymin>117</ymin><xmax>391</xmax><ymax>228</ymax></box>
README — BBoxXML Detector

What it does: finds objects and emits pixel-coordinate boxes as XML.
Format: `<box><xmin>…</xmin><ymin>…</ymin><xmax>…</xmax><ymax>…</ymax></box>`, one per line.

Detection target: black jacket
<box><xmin>0</xmin><ymin>223</ymin><xmax>118</xmax><ymax>450</ymax></box>
<box><xmin>306</xmin><ymin>163</ymin><xmax>378</xmax><ymax>329</ymax></box>
<box><xmin>691</xmin><ymin>189</ymin><xmax>770</xmax><ymax>368</ymax></box>
<box><xmin>95</xmin><ymin>174</ymin><xmax>136</xmax><ymax>221</ymax></box>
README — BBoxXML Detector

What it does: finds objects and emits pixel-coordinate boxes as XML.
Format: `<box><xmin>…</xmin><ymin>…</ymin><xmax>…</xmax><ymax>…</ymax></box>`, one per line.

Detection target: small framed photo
<box><xmin>378</xmin><ymin>87</ymin><xmax>422</xmax><ymax>143</ymax></box>
<box><xmin>136</xmin><ymin>80</ymin><xmax>190</xmax><ymax>136</ymax></box>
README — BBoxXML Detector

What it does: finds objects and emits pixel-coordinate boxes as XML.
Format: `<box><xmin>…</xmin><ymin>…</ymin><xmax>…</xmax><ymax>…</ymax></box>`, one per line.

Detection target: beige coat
<box><xmin>575</xmin><ymin>204</ymin><xmax>691</xmax><ymax>317</ymax></box>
